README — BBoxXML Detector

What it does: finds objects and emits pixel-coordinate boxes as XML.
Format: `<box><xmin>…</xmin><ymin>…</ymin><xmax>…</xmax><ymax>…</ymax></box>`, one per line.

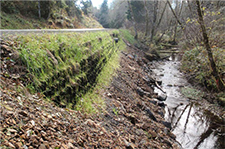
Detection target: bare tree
<box><xmin>127</xmin><ymin>0</ymin><xmax>138</xmax><ymax>39</ymax></box>
<box><xmin>167</xmin><ymin>0</ymin><xmax>184</xmax><ymax>29</ymax></box>
<box><xmin>196</xmin><ymin>0</ymin><xmax>224</xmax><ymax>91</ymax></box>
<box><xmin>38</xmin><ymin>0</ymin><xmax>41</xmax><ymax>18</ymax></box>
<box><xmin>150</xmin><ymin>0</ymin><xmax>159</xmax><ymax>41</ymax></box>
<box><xmin>144</xmin><ymin>0</ymin><xmax>150</xmax><ymax>37</ymax></box>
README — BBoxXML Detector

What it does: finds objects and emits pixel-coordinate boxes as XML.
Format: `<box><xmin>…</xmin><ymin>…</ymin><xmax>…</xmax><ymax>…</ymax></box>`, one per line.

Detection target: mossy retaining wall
<box><xmin>15</xmin><ymin>31</ymin><xmax>122</xmax><ymax>108</ymax></box>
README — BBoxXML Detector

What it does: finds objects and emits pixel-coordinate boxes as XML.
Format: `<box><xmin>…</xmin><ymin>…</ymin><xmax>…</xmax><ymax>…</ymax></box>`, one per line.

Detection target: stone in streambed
<box><xmin>158</xmin><ymin>101</ymin><xmax>166</xmax><ymax>107</ymax></box>
<box><xmin>167</xmin><ymin>84</ymin><xmax>173</xmax><ymax>87</ymax></box>
<box><xmin>145</xmin><ymin>108</ymin><xmax>157</xmax><ymax>122</ymax></box>
<box><xmin>149</xmin><ymin>100</ymin><xmax>157</xmax><ymax>105</ymax></box>
<box><xmin>136</xmin><ymin>87</ymin><xmax>150</xmax><ymax>97</ymax></box>
<box><xmin>162</xmin><ymin>121</ymin><xmax>172</xmax><ymax>129</ymax></box>
<box><xmin>157</xmin><ymin>94</ymin><xmax>167</xmax><ymax>101</ymax></box>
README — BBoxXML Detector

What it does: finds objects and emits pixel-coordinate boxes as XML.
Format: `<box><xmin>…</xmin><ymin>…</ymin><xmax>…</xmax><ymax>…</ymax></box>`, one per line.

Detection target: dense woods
<box><xmin>1</xmin><ymin>0</ymin><xmax>81</xmax><ymax>19</ymax></box>
<box><xmin>94</xmin><ymin>0</ymin><xmax>225</xmax><ymax>92</ymax></box>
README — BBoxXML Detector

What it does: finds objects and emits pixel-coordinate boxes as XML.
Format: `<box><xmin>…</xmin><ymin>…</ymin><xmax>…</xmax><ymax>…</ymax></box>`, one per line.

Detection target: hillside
<box><xmin>0</xmin><ymin>1</ymin><xmax>102</xmax><ymax>29</ymax></box>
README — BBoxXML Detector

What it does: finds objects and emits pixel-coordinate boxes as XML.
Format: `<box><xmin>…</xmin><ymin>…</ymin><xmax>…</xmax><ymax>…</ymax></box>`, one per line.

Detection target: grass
<box><xmin>12</xmin><ymin>30</ymin><xmax>126</xmax><ymax>113</ymax></box>
<box><xmin>0</xmin><ymin>12</ymin><xmax>46</xmax><ymax>29</ymax></box>
<box><xmin>181</xmin><ymin>87</ymin><xmax>204</xmax><ymax>100</ymax></box>
<box><xmin>77</xmin><ymin>37</ymin><xmax>125</xmax><ymax>113</ymax></box>
<box><xmin>119</xmin><ymin>29</ymin><xmax>138</xmax><ymax>45</ymax></box>
<box><xmin>0</xmin><ymin>11</ymin><xmax>102</xmax><ymax>29</ymax></box>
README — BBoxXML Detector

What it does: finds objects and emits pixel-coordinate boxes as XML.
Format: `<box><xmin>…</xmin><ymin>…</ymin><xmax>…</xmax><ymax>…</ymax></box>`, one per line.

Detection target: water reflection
<box><xmin>152</xmin><ymin>59</ymin><xmax>224</xmax><ymax>149</ymax></box>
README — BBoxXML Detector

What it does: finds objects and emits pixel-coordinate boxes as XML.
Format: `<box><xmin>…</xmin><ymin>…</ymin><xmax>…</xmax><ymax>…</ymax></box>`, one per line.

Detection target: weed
<box><xmin>181</xmin><ymin>87</ymin><xmax>204</xmax><ymax>100</ymax></box>
<box><xmin>119</xmin><ymin>29</ymin><xmax>138</xmax><ymax>45</ymax></box>
<box><xmin>181</xmin><ymin>46</ymin><xmax>225</xmax><ymax>90</ymax></box>
<box><xmin>112</xmin><ymin>108</ymin><xmax>118</xmax><ymax>116</ymax></box>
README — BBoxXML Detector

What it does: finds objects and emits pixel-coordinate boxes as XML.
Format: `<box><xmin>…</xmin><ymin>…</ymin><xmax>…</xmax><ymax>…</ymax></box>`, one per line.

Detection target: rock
<box><xmin>39</xmin><ymin>144</ymin><xmax>47</xmax><ymax>149</ymax></box>
<box><xmin>68</xmin><ymin>23</ymin><xmax>74</xmax><ymax>28</ymax></box>
<box><xmin>127</xmin><ymin>54</ymin><xmax>134</xmax><ymax>60</ymax></box>
<box><xmin>157</xmin><ymin>95</ymin><xmax>167</xmax><ymax>101</ymax></box>
<box><xmin>162</xmin><ymin>121</ymin><xmax>172</xmax><ymax>129</ymax></box>
<box><xmin>136</xmin><ymin>87</ymin><xmax>150</xmax><ymax>97</ymax></box>
<box><xmin>8</xmin><ymin>128</ymin><xmax>17</xmax><ymax>133</ymax></box>
<box><xmin>149</xmin><ymin>100</ymin><xmax>157</xmax><ymax>105</ymax></box>
<box><xmin>145</xmin><ymin>53</ymin><xmax>159</xmax><ymax>61</ymax></box>
<box><xmin>126</xmin><ymin>143</ymin><xmax>136</xmax><ymax>149</ymax></box>
<box><xmin>145</xmin><ymin>108</ymin><xmax>157</xmax><ymax>122</ymax></box>
<box><xmin>15</xmin><ymin>142</ymin><xmax>23</xmax><ymax>148</ymax></box>
<box><xmin>55</xmin><ymin>20</ymin><xmax>64</xmax><ymax>27</ymax></box>
<box><xmin>137</xmin><ymin>58</ymin><xmax>144</xmax><ymax>66</ymax></box>
<box><xmin>8</xmin><ymin>142</ymin><xmax>16</xmax><ymax>149</ymax></box>
<box><xmin>142</xmin><ymin>57</ymin><xmax>148</xmax><ymax>64</ymax></box>
<box><xmin>61</xmin><ymin>144</ymin><xmax>68</xmax><ymax>149</ymax></box>
<box><xmin>123</xmin><ymin>139</ymin><xmax>136</xmax><ymax>149</ymax></box>
<box><xmin>158</xmin><ymin>111</ymin><xmax>164</xmax><ymax>117</ymax></box>
<box><xmin>125</xmin><ymin>114</ymin><xmax>137</xmax><ymax>125</ymax></box>
<box><xmin>67</xmin><ymin>142</ymin><xmax>75</xmax><ymax>149</ymax></box>
<box><xmin>1</xmin><ymin>44</ymin><xmax>13</xmax><ymax>57</ymax></box>
<box><xmin>19</xmin><ymin>110</ymin><xmax>28</xmax><ymax>117</ymax></box>
<box><xmin>1</xmin><ymin>44</ymin><xmax>12</xmax><ymax>52</ymax></box>
<box><xmin>143</xmin><ymin>76</ymin><xmax>157</xmax><ymax>84</ymax></box>
<box><xmin>218</xmin><ymin>97</ymin><xmax>225</xmax><ymax>106</ymax></box>
<box><xmin>148</xmin><ymin>130</ymin><xmax>157</xmax><ymax>139</ymax></box>
<box><xmin>167</xmin><ymin>84</ymin><xmax>173</xmax><ymax>87</ymax></box>
<box><xmin>157</xmin><ymin>80</ymin><xmax>162</xmax><ymax>85</ymax></box>
<box><xmin>163</xmin><ymin>139</ymin><xmax>173</xmax><ymax>148</ymax></box>
<box><xmin>158</xmin><ymin>101</ymin><xmax>166</xmax><ymax>107</ymax></box>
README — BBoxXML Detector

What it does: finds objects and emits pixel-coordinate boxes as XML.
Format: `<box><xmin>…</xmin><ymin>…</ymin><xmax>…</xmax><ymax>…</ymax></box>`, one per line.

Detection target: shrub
<box><xmin>181</xmin><ymin>46</ymin><xmax>225</xmax><ymax>90</ymax></box>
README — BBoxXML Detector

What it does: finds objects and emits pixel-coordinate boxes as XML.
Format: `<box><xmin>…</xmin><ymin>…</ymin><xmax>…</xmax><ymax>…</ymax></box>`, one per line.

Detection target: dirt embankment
<box><xmin>0</xmin><ymin>40</ymin><xmax>179</xmax><ymax>148</ymax></box>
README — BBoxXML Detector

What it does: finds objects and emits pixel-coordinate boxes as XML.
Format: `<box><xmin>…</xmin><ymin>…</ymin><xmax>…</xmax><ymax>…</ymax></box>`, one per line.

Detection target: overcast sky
<box><xmin>91</xmin><ymin>0</ymin><xmax>114</xmax><ymax>8</ymax></box>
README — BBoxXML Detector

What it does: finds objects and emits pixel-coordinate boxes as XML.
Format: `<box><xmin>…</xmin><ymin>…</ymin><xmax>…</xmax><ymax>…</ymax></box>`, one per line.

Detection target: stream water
<box><xmin>152</xmin><ymin>57</ymin><xmax>224</xmax><ymax>149</ymax></box>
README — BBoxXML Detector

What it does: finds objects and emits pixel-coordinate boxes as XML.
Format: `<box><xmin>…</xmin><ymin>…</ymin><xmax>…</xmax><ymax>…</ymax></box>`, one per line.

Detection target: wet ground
<box><xmin>151</xmin><ymin>57</ymin><xmax>225</xmax><ymax>149</ymax></box>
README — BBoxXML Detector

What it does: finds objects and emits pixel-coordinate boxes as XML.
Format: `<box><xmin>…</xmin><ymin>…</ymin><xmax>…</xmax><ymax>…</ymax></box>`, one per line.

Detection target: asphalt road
<box><xmin>0</xmin><ymin>28</ymin><xmax>112</xmax><ymax>38</ymax></box>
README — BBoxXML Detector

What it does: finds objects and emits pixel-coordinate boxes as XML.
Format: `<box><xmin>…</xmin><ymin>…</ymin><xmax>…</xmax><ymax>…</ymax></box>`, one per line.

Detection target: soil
<box><xmin>0</xmin><ymin>40</ymin><xmax>180</xmax><ymax>148</ymax></box>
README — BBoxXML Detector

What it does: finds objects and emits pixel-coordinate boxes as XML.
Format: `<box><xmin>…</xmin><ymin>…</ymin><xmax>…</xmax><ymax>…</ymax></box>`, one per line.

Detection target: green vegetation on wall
<box><xmin>0</xmin><ymin>12</ymin><xmax>47</xmax><ymax>29</ymax></box>
<box><xmin>14</xmin><ymin>30</ymin><xmax>124</xmax><ymax>111</ymax></box>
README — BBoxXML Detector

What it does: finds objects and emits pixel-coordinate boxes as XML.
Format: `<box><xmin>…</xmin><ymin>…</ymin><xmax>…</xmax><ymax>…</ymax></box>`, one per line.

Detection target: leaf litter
<box><xmin>0</xmin><ymin>40</ymin><xmax>179</xmax><ymax>148</ymax></box>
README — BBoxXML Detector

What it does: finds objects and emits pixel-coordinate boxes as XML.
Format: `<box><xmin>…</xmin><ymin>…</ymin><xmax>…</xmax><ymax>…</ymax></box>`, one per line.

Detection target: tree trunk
<box><xmin>38</xmin><ymin>0</ymin><xmax>41</xmax><ymax>19</ymax></box>
<box><xmin>144</xmin><ymin>0</ymin><xmax>150</xmax><ymax>37</ymax></box>
<box><xmin>156</xmin><ymin>2</ymin><xmax>167</xmax><ymax>29</ymax></box>
<box><xmin>150</xmin><ymin>0</ymin><xmax>158</xmax><ymax>42</ymax></box>
<box><xmin>167</xmin><ymin>0</ymin><xmax>184</xmax><ymax>29</ymax></box>
<box><xmin>173</xmin><ymin>0</ymin><xmax>183</xmax><ymax>43</ymax></box>
<box><xmin>196</xmin><ymin>0</ymin><xmax>224</xmax><ymax>91</ymax></box>
<box><xmin>128</xmin><ymin>1</ymin><xmax>138</xmax><ymax>39</ymax></box>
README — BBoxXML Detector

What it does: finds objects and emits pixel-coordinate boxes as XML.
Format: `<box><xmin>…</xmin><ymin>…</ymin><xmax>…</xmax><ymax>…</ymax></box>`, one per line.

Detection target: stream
<box><xmin>151</xmin><ymin>56</ymin><xmax>224</xmax><ymax>149</ymax></box>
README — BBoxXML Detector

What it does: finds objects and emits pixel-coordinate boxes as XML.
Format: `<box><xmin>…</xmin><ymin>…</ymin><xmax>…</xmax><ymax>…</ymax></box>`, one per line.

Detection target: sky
<box><xmin>91</xmin><ymin>0</ymin><xmax>114</xmax><ymax>8</ymax></box>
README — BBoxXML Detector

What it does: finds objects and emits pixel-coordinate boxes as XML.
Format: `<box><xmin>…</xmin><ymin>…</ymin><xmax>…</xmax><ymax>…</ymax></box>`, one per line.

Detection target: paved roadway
<box><xmin>0</xmin><ymin>28</ymin><xmax>112</xmax><ymax>37</ymax></box>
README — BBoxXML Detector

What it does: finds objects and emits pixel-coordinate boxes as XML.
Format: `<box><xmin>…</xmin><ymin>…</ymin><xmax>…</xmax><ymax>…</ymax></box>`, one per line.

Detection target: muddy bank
<box><xmin>102</xmin><ymin>47</ymin><xmax>180</xmax><ymax>148</ymax></box>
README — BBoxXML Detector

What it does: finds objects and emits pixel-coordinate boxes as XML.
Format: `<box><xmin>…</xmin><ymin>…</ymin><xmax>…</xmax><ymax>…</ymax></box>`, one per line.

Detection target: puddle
<box><xmin>151</xmin><ymin>58</ymin><xmax>225</xmax><ymax>149</ymax></box>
